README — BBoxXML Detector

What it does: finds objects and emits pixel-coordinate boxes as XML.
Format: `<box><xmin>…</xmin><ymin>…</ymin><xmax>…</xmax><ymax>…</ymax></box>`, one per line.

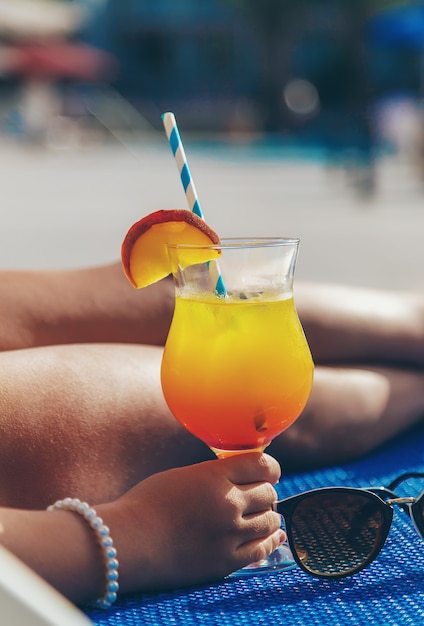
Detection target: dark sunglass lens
<box><xmin>290</xmin><ymin>491</ymin><xmax>385</xmax><ymax>577</ymax></box>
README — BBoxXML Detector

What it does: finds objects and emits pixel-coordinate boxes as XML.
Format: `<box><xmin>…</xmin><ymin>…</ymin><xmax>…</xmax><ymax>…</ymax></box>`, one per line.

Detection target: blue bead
<box><xmin>106</xmin><ymin>591</ymin><xmax>117</xmax><ymax>603</ymax></box>
<box><xmin>91</xmin><ymin>516</ymin><xmax>102</xmax><ymax>529</ymax></box>
<box><xmin>102</xmin><ymin>536</ymin><xmax>113</xmax><ymax>547</ymax></box>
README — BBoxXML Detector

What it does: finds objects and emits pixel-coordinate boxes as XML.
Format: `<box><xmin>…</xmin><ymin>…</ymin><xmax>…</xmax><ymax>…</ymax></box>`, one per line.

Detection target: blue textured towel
<box><xmin>85</xmin><ymin>424</ymin><xmax>424</xmax><ymax>625</ymax></box>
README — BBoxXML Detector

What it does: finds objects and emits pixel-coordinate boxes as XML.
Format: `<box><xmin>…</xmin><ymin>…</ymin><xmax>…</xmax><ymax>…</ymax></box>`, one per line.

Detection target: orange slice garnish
<box><xmin>121</xmin><ymin>209</ymin><xmax>221</xmax><ymax>288</ymax></box>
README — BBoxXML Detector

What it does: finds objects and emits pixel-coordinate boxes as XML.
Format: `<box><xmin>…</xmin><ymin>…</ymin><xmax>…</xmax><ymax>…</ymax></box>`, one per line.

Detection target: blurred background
<box><xmin>0</xmin><ymin>0</ymin><xmax>423</xmax><ymax>290</ymax></box>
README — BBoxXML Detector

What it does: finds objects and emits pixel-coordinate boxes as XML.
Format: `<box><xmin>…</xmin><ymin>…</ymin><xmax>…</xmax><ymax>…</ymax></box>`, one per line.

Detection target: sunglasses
<box><xmin>273</xmin><ymin>471</ymin><xmax>424</xmax><ymax>579</ymax></box>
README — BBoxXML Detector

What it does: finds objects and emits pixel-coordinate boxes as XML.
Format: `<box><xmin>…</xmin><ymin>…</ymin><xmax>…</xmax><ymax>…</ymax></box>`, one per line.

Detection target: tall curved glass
<box><xmin>161</xmin><ymin>238</ymin><xmax>314</xmax><ymax>574</ymax></box>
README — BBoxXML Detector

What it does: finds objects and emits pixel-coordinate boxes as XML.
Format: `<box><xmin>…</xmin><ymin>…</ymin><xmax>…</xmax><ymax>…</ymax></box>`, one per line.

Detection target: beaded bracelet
<box><xmin>47</xmin><ymin>498</ymin><xmax>119</xmax><ymax>609</ymax></box>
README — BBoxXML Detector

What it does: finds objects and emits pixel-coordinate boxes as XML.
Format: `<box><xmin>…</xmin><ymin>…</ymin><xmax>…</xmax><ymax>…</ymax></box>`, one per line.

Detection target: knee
<box><xmin>311</xmin><ymin>367</ymin><xmax>391</xmax><ymax>424</ymax></box>
<box><xmin>270</xmin><ymin>367</ymin><xmax>392</xmax><ymax>468</ymax></box>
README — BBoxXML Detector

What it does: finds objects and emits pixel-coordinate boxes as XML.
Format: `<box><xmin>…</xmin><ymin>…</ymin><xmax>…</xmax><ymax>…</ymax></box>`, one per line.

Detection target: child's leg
<box><xmin>270</xmin><ymin>364</ymin><xmax>424</xmax><ymax>469</ymax></box>
<box><xmin>297</xmin><ymin>282</ymin><xmax>424</xmax><ymax>367</ymax></box>
<box><xmin>0</xmin><ymin>265</ymin><xmax>175</xmax><ymax>350</ymax></box>
<box><xmin>0</xmin><ymin>343</ymin><xmax>212</xmax><ymax>510</ymax></box>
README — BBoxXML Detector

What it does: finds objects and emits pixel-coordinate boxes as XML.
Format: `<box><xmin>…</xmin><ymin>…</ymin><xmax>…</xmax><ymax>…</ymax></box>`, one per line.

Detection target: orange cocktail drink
<box><xmin>161</xmin><ymin>291</ymin><xmax>313</xmax><ymax>456</ymax></box>
<box><xmin>122</xmin><ymin>218</ymin><xmax>314</xmax><ymax>574</ymax></box>
<box><xmin>161</xmin><ymin>237</ymin><xmax>314</xmax><ymax>459</ymax></box>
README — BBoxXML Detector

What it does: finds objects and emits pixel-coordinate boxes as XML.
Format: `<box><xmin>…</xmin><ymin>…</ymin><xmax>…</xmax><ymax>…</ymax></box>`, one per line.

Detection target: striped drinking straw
<box><xmin>162</xmin><ymin>112</ymin><xmax>226</xmax><ymax>297</ymax></box>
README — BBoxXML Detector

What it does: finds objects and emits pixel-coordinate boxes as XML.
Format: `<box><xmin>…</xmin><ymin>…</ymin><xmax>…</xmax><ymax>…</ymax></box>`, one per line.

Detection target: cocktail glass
<box><xmin>161</xmin><ymin>237</ymin><xmax>314</xmax><ymax>575</ymax></box>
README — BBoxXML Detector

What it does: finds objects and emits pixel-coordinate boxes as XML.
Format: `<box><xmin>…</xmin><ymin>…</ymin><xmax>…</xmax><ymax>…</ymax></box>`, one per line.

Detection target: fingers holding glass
<box><xmin>223</xmin><ymin>452</ymin><xmax>282</xmax><ymax>488</ymax></box>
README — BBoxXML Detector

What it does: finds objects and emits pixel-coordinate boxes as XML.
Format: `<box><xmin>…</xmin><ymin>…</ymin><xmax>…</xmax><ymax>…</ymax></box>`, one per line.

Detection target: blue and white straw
<box><xmin>162</xmin><ymin>112</ymin><xmax>226</xmax><ymax>296</ymax></box>
<box><xmin>162</xmin><ymin>112</ymin><xmax>203</xmax><ymax>218</ymax></box>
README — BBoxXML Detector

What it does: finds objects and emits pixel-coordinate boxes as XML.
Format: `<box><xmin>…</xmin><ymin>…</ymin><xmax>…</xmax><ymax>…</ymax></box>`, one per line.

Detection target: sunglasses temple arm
<box><xmin>386</xmin><ymin>472</ymin><xmax>424</xmax><ymax>491</ymax></box>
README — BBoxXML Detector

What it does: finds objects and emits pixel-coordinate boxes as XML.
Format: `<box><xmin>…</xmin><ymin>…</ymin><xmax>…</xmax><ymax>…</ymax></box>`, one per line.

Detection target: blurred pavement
<box><xmin>1</xmin><ymin>140</ymin><xmax>423</xmax><ymax>292</ymax></box>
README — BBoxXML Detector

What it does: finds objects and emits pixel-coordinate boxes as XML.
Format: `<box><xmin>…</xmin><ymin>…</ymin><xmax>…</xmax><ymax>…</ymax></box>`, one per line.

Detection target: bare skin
<box><xmin>0</xmin><ymin>263</ymin><xmax>423</xmax><ymax>603</ymax></box>
<box><xmin>1</xmin><ymin>342</ymin><xmax>424</xmax><ymax>508</ymax></box>
<box><xmin>0</xmin><ymin>263</ymin><xmax>175</xmax><ymax>350</ymax></box>
<box><xmin>0</xmin><ymin>453</ymin><xmax>283</xmax><ymax>603</ymax></box>
<box><xmin>269</xmin><ymin>364</ymin><xmax>424</xmax><ymax>469</ymax></box>
<box><xmin>0</xmin><ymin>264</ymin><xmax>423</xmax><ymax>492</ymax></box>
<box><xmin>295</xmin><ymin>282</ymin><xmax>424</xmax><ymax>368</ymax></box>
<box><xmin>0</xmin><ymin>343</ymin><xmax>213</xmax><ymax>509</ymax></box>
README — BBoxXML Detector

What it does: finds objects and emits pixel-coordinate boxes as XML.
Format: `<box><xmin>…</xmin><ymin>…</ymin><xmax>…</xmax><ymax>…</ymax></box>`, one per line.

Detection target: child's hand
<box><xmin>102</xmin><ymin>452</ymin><xmax>283</xmax><ymax>593</ymax></box>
